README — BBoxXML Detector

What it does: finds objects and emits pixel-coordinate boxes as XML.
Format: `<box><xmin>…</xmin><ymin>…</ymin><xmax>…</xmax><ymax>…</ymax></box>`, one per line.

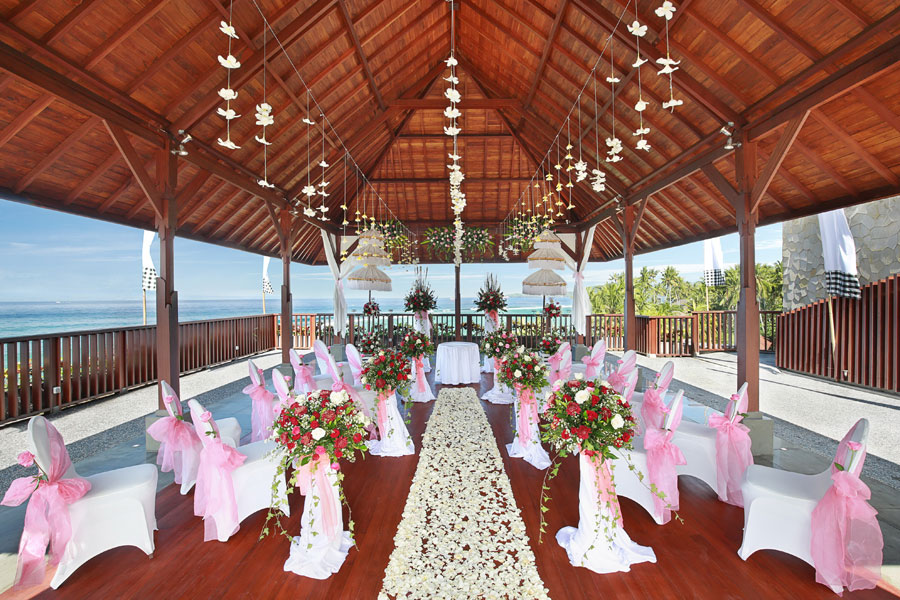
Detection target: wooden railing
<box><xmin>2</xmin><ymin>314</ymin><xmax>277</xmax><ymax>426</ymax></box>
<box><xmin>776</xmin><ymin>274</ymin><xmax>900</xmax><ymax>393</ymax></box>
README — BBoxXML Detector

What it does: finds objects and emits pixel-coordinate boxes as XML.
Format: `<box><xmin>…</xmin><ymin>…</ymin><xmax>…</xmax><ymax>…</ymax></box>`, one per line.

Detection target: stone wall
<box><xmin>782</xmin><ymin>196</ymin><xmax>900</xmax><ymax>311</ymax></box>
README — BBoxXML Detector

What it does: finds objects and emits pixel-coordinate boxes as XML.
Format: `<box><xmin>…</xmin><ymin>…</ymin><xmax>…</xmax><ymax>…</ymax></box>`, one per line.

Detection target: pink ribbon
<box><xmin>147</xmin><ymin>413</ymin><xmax>199</xmax><ymax>484</ymax></box>
<box><xmin>582</xmin><ymin>452</ymin><xmax>623</xmax><ymax>528</ymax></box>
<box><xmin>515</xmin><ymin>385</ymin><xmax>538</xmax><ymax>445</ymax></box>
<box><xmin>811</xmin><ymin>468</ymin><xmax>883</xmax><ymax>593</ymax></box>
<box><xmin>375</xmin><ymin>391</ymin><xmax>392</xmax><ymax>439</ymax></box>
<box><xmin>708</xmin><ymin>393</ymin><xmax>753</xmax><ymax>506</ymax></box>
<box><xmin>295</xmin><ymin>365</ymin><xmax>316</xmax><ymax>394</ymax></box>
<box><xmin>242</xmin><ymin>381</ymin><xmax>276</xmax><ymax>443</ymax></box>
<box><xmin>414</xmin><ymin>356</ymin><xmax>426</xmax><ymax>393</ymax></box>
<box><xmin>643</xmin><ymin>427</ymin><xmax>686</xmax><ymax>524</ymax></box>
<box><xmin>581</xmin><ymin>354</ymin><xmax>603</xmax><ymax>379</ymax></box>
<box><xmin>1</xmin><ymin>422</ymin><xmax>91</xmax><ymax>589</ymax></box>
<box><xmin>640</xmin><ymin>387</ymin><xmax>667</xmax><ymax>432</ymax></box>
<box><xmin>193</xmin><ymin>433</ymin><xmax>246</xmax><ymax>542</ymax></box>
<box><xmin>607</xmin><ymin>371</ymin><xmax>627</xmax><ymax>394</ymax></box>
<box><xmin>296</xmin><ymin>460</ymin><xmax>339</xmax><ymax>540</ymax></box>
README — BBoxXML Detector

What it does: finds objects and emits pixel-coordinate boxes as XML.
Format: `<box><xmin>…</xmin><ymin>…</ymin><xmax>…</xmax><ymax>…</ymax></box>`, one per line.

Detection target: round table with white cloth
<box><xmin>434</xmin><ymin>341</ymin><xmax>482</xmax><ymax>385</ymax></box>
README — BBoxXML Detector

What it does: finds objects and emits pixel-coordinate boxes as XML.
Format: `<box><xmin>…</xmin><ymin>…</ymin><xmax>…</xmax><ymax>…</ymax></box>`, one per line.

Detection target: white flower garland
<box><xmin>378</xmin><ymin>388</ymin><xmax>550</xmax><ymax>600</ymax></box>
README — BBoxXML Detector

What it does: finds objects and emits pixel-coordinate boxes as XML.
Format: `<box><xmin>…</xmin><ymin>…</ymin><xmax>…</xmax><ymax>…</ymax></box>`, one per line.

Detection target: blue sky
<box><xmin>0</xmin><ymin>200</ymin><xmax>784</xmax><ymax>302</ymax></box>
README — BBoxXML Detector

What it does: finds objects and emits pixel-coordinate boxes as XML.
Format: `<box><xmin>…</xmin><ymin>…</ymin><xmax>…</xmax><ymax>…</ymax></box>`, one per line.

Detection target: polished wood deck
<box><xmin>9</xmin><ymin>375</ymin><xmax>898</xmax><ymax>599</ymax></box>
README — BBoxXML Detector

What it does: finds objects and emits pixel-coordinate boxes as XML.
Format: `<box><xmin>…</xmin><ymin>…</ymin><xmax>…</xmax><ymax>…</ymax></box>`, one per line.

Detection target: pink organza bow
<box><xmin>194</xmin><ymin>431</ymin><xmax>246</xmax><ymax>542</ymax></box>
<box><xmin>643</xmin><ymin>427</ymin><xmax>686</xmax><ymax>524</ymax></box>
<box><xmin>583</xmin><ymin>452</ymin><xmax>623</xmax><ymax>528</ymax></box>
<box><xmin>811</xmin><ymin>468</ymin><xmax>883</xmax><ymax>594</ymax></box>
<box><xmin>375</xmin><ymin>391</ymin><xmax>392</xmax><ymax>439</ymax></box>
<box><xmin>515</xmin><ymin>385</ymin><xmax>538</xmax><ymax>445</ymax></box>
<box><xmin>640</xmin><ymin>387</ymin><xmax>667</xmax><ymax>432</ymax></box>
<box><xmin>293</xmin><ymin>364</ymin><xmax>316</xmax><ymax>394</ymax></box>
<box><xmin>296</xmin><ymin>460</ymin><xmax>339</xmax><ymax>539</ymax></box>
<box><xmin>1</xmin><ymin>423</ymin><xmax>91</xmax><ymax>589</ymax></box>
<box><xmin>243</xmin><ymin>378</ymin><xmax>276</xmax><ymax>443</ymax></box>
<box><xmin>581</xmin><ymin>353</ymin><xmax>603</xmax><ymax>380</ymax></box>
<box><xmin>147</xmin><ymin>395</ymin><xmax>200</xmax><ymax>483</ymax></box>
<box><xmin>414</xmin><ymin>356</ymin><xmax>427</xmax><ymax>394</ymax></box>
<box><xmin>708</xmin><ymin>393</ymin><xmax>753</xmax><ymax>506</ymax></box>
<box><xmin>548</xmin><ymin>344</ymin><xmax>571</xmax><ymax>384</ymax></box>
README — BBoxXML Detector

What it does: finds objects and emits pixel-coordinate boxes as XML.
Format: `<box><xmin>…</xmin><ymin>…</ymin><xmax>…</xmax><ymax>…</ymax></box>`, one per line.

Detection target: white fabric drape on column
<box><xmin>321</xmin><ymin>231</ymin><xmax>352</xmax><ymax>337</ymax></box>
<box><xmin>571</xmin><ymin>225</ymin><xmax>597</xmax><ymax>336</ymax></box>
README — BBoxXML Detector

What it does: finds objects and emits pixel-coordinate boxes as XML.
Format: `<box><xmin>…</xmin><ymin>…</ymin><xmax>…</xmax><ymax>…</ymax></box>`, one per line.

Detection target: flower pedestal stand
<box><xmin>368</xmin><ymin>391</ymin><xmax>415</xmax><ymax>456</ymax></box>
<box><xmin>506</xmin><ymin>386</ymin><xmax>551</xmax><ymax>469</ymax></box>
<box><xmin>482</xmin><ymin>358</ymin><xmax>513</xmax><ymax>404</ymax></box>
<box><xmin>284</xmin><ymin>462</ymin><xmax>353</xmax><ymax>579</ymax></box>
<box><xmin>408</xmin><ymin>356</ymin><xmax>435</xmax><ymax>403</ymax></box>
<box><xmin>411</xmin><ymin>313</ymin><xmax>432</xmax><ymax>372</ymax></box>
<box><xmin>556</xmin><ymin>453</ymin><xmax>657</xmax><ymax>573</ymax></box>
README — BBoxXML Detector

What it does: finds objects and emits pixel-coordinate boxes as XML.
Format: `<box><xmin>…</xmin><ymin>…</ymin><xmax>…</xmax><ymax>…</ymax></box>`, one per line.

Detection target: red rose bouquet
<box><xmin>355</xmin><ymin>329</ymin><xmax>381</xmax><ymax>355</ymax></box>
<box><xmin>361</xmin><ymin>348</ymin><xmax>412</xmax><ymax>396</ymax></box>
<box><xmin>474</xmin><ymin>274</ymin><xmax>507</xmax><ymax>313</ymax></box>
<box><xmin>544</xmin><ymin>299</ymin><xmax>562</xmax><ymax>318</ymax></box>
<box><xmin>397</xmin><ymin>330</ymin><xmax>435</xmax><ymax>359</ymax></box>
<box><xmin>539</xmin><ymin>334</ymin><xmax>564</xmax><ymax>355</ymax></box>
<box><xmin>497</xmin><ymin>346</ymin><xmax>549</xmax><ymax>392</ymax></box>
<box><xmin>541</xmin><ymin>379</ymin><xmax>635</xmax><ymax>458</ymax></box>
<box><xmin>363</xmin><ymin>301</ymin><xmax>380</xmax><ymax>316</ymax></box>
<box><xmin>480</xmin><ymin>330</ymin><xmax>518</xmax><ymax>360</ymax></box>
<box><xmin>403</xmin><ymin>269</ymin><xmax>437</xmax><ymax>313</ymax></box>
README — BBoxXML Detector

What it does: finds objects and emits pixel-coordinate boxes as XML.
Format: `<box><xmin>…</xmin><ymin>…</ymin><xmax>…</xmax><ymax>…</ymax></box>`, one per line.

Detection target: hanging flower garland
<box><xmin>445</xmin><ymin>2</ymin><xmax>466</xmax><ymax>266</ymax></box>
<box><xmin>255</xmin><ymin>20</ymin><xmax>274</xmax><ymax>188</ymax></box>
<box><xmin>655</xmin><ymin>1</ymin><xmax>683</xmax><ymax>111</ymax></box>
<box><xmin>316</xmin><ymin>115</ymin><xmax>330</xmax><ymax>221</ymax></box>
<box><xmin>628</xmin><ymin>10</ymin><xmax>652</xmax><ymax>152</ymax></box>
<box><xmin>423</xmin><ymin>226</ymin><xmax>494</xmax><ymax>261</ymax></box>
<box><xmin>216</xmin><ymin>3</ymin><xmax>241</xmax><ymax>150</ymax></box>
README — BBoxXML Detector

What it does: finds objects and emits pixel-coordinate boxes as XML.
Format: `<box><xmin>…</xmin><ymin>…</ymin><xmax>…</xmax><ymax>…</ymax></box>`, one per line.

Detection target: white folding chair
<box><xmin>28</xmin><ymin>416</ymin><xmax>158</xmax><ymax>588</ymax></box>
<box><xmin>160</xmin><ymin>381</ymin><xmax>242</xmax><ymax>448</ymax></box>
<box><xmin>674</xmin><ymin>382</ymin><xmax>748</xmax><ymax>496</ymax></box>
<box><xmin>313</xmin><ymin>340</ymin><xmax>353</xmax><ymax>387</ymax></box>
<box><xmin>738</xmin><ymin>418</ymin><xmax>869</xmax><ymax>567</ymax></box>
<box><xmin>188</xmin><ymin>399</ymin><xmax>289</xmax><ymax>542</ymax></box>
<box><xmin>611</xmin><ymin>390</ymin><xmax>684</xmax><ymax>525</ymax></box>
<box><xmin>632</xmin><ymin>360</ymin><xmax>674</xmax><ymax>405</ymax></box>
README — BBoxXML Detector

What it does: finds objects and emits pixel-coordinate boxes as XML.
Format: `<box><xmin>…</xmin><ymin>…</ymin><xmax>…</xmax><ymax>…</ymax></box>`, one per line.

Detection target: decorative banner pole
<box><xmin>141</xmin><ymin>231</ymin><xmax>157</xmax><ymax>325</ymax></box>
<box><xmin>703</xmin><ymin>237</ymin><xmax>725</xmax><ymax>311</ymax></box>
<box><xmin>262</xmin><ymin>256</ymin><xmax>274</xmax><ymax>314</ymax></box>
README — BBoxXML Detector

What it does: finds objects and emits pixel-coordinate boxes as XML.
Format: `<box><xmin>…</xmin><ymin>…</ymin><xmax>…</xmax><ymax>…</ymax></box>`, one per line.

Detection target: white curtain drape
<box><xmin>571</xmin><ymin>225</ymin><xmax>597</xmax><ymax>336</ymax></box>
<box><xmin>141</xmin><ymin>231</ymin><xmax>156</xmax><ymax>291</ymax></box>
<box><xmin>321</xmin><ymin>230</ymin><xmax>353</xmax><ymax>337</ymax></box>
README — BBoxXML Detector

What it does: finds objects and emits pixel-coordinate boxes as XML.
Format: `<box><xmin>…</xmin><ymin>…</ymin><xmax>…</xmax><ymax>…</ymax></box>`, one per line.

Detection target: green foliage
<box><xmin>587</xmin><ymin>262</ymin><xmax>783</xmax><ymax>315</ymax></box>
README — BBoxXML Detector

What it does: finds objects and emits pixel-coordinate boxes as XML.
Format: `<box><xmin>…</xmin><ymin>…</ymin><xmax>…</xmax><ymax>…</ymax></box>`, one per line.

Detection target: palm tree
<box><xmin>660</xmin><ymin>266</ymin><xmax>682</xmax><ymax>303</ymax></box>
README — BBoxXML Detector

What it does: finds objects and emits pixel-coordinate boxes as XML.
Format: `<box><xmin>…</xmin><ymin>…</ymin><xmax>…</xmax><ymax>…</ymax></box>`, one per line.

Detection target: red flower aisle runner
<box><xmin>378</xmin><ymin>388</ymin><xmax>549</xmax><ymax>599</ymax></box>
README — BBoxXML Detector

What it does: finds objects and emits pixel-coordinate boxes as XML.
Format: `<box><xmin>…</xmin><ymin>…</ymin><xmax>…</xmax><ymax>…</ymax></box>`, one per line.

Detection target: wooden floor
<box><xmin>9</xmin><ymin>374</ymin><xmax>898</xmax><ymax>599</ymax></box>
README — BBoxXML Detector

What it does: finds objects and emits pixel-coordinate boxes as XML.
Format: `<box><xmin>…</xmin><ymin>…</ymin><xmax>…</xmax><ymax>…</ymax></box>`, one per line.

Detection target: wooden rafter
<box><xmin>524</xmin><ymin>0</ymin><xmax>567</xmax><ymax>109</ymax></box>
<box><xmin>750</xmin><ymin>113</ymin><xmax>808</xmax><ymax>212</ymax></box>
<box><xmin>15</xmin><ymin>116</ymin><xmax>100</xmax><ymax>194</ymax></box>
<box><xmin>104</xmin><ymin>121</ymin><xmax>164</xmax><ymax>219</ymax></box>
<box><xmin>338</xmin><ymin>0</ymin><xmax>385</xmax><ymax>110</ymax></box>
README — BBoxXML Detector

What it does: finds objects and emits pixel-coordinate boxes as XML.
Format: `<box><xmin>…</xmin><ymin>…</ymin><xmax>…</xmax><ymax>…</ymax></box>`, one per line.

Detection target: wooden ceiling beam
<box><xmin>811</xmin><ymin>112</ymin><xmax>900</xmax><ymax>188</ymax></box>
<box><xmin>192</xmin><ymin>188</ymin><xmax>243</xmax><ymax>234</ymax></box>
<box><xmin>65</xmin><ymin>151</ymin><xmax>120</xmax><ymax>205</ymax></box>
<box><xmin>337</xmin><ymin>0</ymin><xmax>385</xmax><ymax>110</ymax></box>
<box><xmin>388</xmin><ymin>98</ymin><xmax>522</xmax><ymax>110</ymax></box>
<box><xmin>176</xmin><ymin>175</ymin><xmax>221</xmax><ymax>228</ymax></box>
<box><xmin>41</xmin><ymin>0</ymin><xmax>103</xmax><ymax>44</ymax></box>
<box><xmin>524</xmin><ymin>0</ymin><xmax>568</xmax><ymax>109</ymax></box>
<box><xmin>83</xmin><ymin>0</ymin><xmax>170</xmax><ymax>69</ymax></box>
<box><xmin>97</xmin><ymin>177</ymin><xmax>132</xmax><ymax>214</ymax></box>
<box><xmin>104</xmin><ymin>121</ymin><xmax>164</xmax><ymax>219</ymax></box>
<box><xmin>0</xmin><ymin>94</ymin><xmax>54</xmax><ymax>150</ymax></box>
<box><xmin>794</xmin><ymin>141</ymin><xmax>858</xmax><ymax>198</ymax></box>
<box><xmin>750</xmin><ymin>113</ymin><xmax>808</xmax><ymax>212</ymax></box>
<box><xmin>14</xmin><ymin>116</ymin><xmax>100</xmax><ymax>193</ymax></box>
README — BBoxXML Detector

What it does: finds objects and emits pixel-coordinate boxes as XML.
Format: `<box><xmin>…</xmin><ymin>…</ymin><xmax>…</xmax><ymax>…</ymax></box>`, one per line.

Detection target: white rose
<box><xmin>330</xmin><ymin>390</ymin><xmax>348</xmax><ymax>405</ymax></box>
<box><xmin>574</xmin><ymin>389</ymin><xmax>590</xmax><ymax>404</ymax></box>
<box><xmin>574</xmin><ymin>372</ymin><xmax>584</xmax><ymax>380</ymax></box>
<box><xmin>360</xmin><ymin>376</ymin><xmax>367</xmax><ymax>384</ymax></box>
<box><xmin>523</xmin><ymin>355</ymin><xmax>532</xmax><ymax>362</ymax></box>
<box><xmin>545</xmin><ymin>391</ymin><xmax>554</xmax><ymax>402</ymax></box>
<box><xmin>514</xmin><ymin>369</ymin><xmax>522</xmax><ymax>378</ymax></box>
<box><xmin>611</xmin><ymin>414</ymin><xmax>625</xmax><ymax>429</ymax></box>
<box><xmin>311</xmin><ymin>427</ymin><xmax>326</xmax><ymax>440</ymax></box>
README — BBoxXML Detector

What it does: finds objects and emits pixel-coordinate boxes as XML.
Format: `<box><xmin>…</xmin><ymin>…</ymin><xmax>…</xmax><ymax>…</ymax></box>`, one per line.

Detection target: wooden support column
<box><xmin>155</xmin><ymin>142</ymin><xmax>178</xmax><ymax>410</ymax></box>
<box><xmin>735</xmin><ymin>131</ymin><xmax>760</xmax><ymax>412</ymax></box>
<box><xmin>279</xmin><ymin>208</ymin><xmax>293</xmax><ymax>364</ymax></box>
<box><xmin>454</xmin><ymin>263</ymin><xmax>462</xmax><ymax>341</ymax></box>
<box><xmin>618</xmin><ymin>198</ymin><xmax>647</xmax><ymax>351</ymax></box>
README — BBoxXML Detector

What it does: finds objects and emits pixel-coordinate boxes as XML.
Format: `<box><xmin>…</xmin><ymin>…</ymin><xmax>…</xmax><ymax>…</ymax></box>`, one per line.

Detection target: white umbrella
<box><xmin>346</xmin><ymin>265</ymin><xmax>392</xmax><ymax>292</ymax></box>
<box><xmin>523</xmin><ymin>268</ymin><xmax>566</xmax><ymax>296</ymax></box>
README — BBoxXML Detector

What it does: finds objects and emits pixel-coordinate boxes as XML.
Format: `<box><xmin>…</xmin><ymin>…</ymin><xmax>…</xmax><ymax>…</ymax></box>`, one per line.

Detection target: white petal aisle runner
<box><xmin>379</xmin><ymin>387</ymin><xmax>550</xmax><ymax>600</ymax></box>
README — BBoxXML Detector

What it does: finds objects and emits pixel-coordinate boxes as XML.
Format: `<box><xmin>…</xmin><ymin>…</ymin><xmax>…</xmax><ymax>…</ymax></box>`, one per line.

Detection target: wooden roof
<box><xmin>0</xmin><ymin>0</ymin><xmax>898</xmax><ymax>264</ymax></box>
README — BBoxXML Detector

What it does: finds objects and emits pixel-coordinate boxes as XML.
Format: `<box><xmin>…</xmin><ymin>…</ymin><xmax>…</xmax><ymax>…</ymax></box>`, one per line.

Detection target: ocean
<box><xmin>0</xmin><ymin>296</ymin><xmax>572</xmax><ymax>340</ymax></box>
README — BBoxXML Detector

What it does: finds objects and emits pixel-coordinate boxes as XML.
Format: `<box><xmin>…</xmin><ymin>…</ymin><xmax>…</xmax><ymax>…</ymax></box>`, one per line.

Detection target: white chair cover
<box><xmin>345</xmin><ymin>344</ymin><xmax>364</xmax><ymax>386</ymax></box>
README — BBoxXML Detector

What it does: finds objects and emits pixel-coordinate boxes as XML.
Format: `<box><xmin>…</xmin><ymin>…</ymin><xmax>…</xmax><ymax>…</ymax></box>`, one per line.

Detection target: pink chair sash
<box><xmin>708</xmin><ymin>392</ymin><xmax>753</xmax><ymax>506</ymax></box>
<box><xmin>242</xmin><ymin>377</ymin><xmax>276</xmax><ymax>443</ymax></box>
<box><xmin>548</xmin><ymin>343</ymin><xmax>572</xmax><ymax>384</ymax></box>
<box><xmin>1</xmin><ymin>421</ymin><xmax>91</xmax><ymax>588</ymax></box>
<box><xmin>811</xmin><ymin>466</ymin><xmax>883</xmax><ymax>593</ymax></box>
<box><xmin>640</xmin><ymin>387</ymin><xmax>667</xmax><ymax>432</ymax></box>
<box><xmin>290</xmin><ymin>352</ymin><xmax>316</xmax><ymax>394</ymax></box>
<box><xmin>314</xmin><ymin>341</ymin><xmax>344</xmax><ymax>385</ymax></box>
<box><xmin>643</xmin><ymin>426</ymin><xmax>686</xmax><ymax>524</ymax></box>
<box><xmin>345</xmin><ymin>346</ymin><xmax>364</xmax><ymax>386</ymax></box>
<box><xmin>414</xmin><ymin>356</ymin><xmax>427</xmax><ymax>393</ymax></box>
<box><xmin>194</xmin><ymin>420</ymin><xmax>246</xmax><ymax>542</ymax></box>
<box><xmin>515</xmin><ymin>385</ymin><xmax>538</xmax><ymax>445</ymax></box>
<box><xmin>147</xmin><ymin>393</ymin><xmax>199</xmax><ymax>482</ymax></box>
<box><xmin>296</xmin><ymin>459</ymin><xmax>339</xmax><ymax>539</ymax></box>
<box><xmin>583</xmin><ymin>451</ymin><xmax>623</xmax><ymax>528</ymax></box>
<box><xmin>581</xmin><ymin>341</ymin><xmax>606</xmax><ymax>380</ymax></box>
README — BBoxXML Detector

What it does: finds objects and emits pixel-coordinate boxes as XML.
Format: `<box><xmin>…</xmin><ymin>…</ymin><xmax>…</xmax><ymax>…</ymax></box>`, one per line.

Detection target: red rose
<box><xmin>585</xmin><ymin>410</ymin><xmax>598</xmax><ymax>421</ymax></box>
<box><xmin>567</xmin><ymin>381</ymin><xmax>579</xmax><ymax>388</ymax></box>
<box><xmin>335</xmin><ymin>436</ymin><xmax>348</xmax><ymax>449</ymax></box>
<box><xmin>376</xmin><ymin>378</ymin><xmax>386</xmax><ymax>389</ymax></box>
<box><xmin>561</xmin><ymin>429</ymin><xmax>571</xmax><ymax>440</ymax></box>
<box><xmin>566</xmin><ymin>402</ymin><xmax>580</xmax><ymax>417</ymax></box>
<box><xmin>310</xmin><ymin>420</ymin><xmax>319</xmax><ymax>428</ymax></box>
<box><xmin>287</xmin><ymin>442</ymin><xmax>295</xmax><ymax>451</ymax></box>
<box><xmin>323</xmin><ymin>410</ymin><xmax>336</xmax><ymax>422</ymax></box>
<box><xmin>330</xmin><ymin>428</ymin><xmax>340</xmax><ymax>438</ymax></box>
<box><xmin>298</xmin><ymin>406</ymin><xmax>307</xmax><ymax>415</ymax></box>
<box><xmin>600</xmin><ymin>407</ymin><xmax>612</xmax><ymax>421</ymax></box>
<box><xmin>334</xmin><ymin>449</ymin><xmax>343</xmax><ymax>458</ymax></box>
<box><xmin>591</xmin><ymin>395</ymin><xmax>599</xmax><ymax>406</ymax></box>
<box><xmin>300</xmin><ymin>432</ymin><xmax>312</xmax><ymax>445</ymax></box>
<box><xmin>576</xmin><ymin>426</ymin><xmax>591</xmax><ymax>440</ymax></box>
<box><xmin>353</xmin><ymin>432</ymin><xmax>363</xmax><ymax>443</ymax></box>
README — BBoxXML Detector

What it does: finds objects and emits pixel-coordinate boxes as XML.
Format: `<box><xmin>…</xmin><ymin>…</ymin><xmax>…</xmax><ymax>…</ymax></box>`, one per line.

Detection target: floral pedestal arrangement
<box><xmin>399</xmin><ymin>331</ymin><xmax>435</xmax><ymax>403</ymax></box>
<box><xmin>499</xmin><ymin>347</ymin><xmax>551</xmax><ymax>469</ymax></box>
<box><xmin>480</xmin><ymin>330</ymin><xmax>517</xmax><ymax>404</ymax></box>
<box><xmin>265</xmin><ymin>388</ymin><xmax>370</xmax><ymax>580</ymax></box>
<box><xmin>405</xmin><ymin>269</ymin><xmax>436</xmax><ymax>371</ymax></box>
<box><xmin>475</xmin><ymin>275</ymin><xmax>507</xmax><ymax>373</ymax></box>
<box><xmin>361</xmin><ymin>349</ymin><xmax>415</xmax><ymax>456</ymax></box>
<box><xmin>542</xmin><ymin>379</ymin><xmax>656</xmax><ymax>574</ymax></box>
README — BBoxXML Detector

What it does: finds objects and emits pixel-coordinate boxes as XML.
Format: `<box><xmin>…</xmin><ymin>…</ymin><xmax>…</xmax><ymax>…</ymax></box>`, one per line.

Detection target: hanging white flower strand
<box><xmin>255</xmin><ymin>22</ymin><xmax>274</xmax><ymax>188</ymax></box>
<box><xmin>628</xmin><ymin>7</ymin><xmax>651</xmax><ymax>152</ymax></box>
<box><xmin>216</xmin><ymin>0</ymin><xmax>240</xmax><ymax>150</ymax></box>
<box><xmin>574</xmin><ymin>97</ymin><xmax>588</xmax><ymax>183</ymax></box>
<box><xmin>655</xmin><ymin>1</ymin><xmax>683</xmax><ymax>111</ymax></box>
<box><xmin>605</xmin><ymin>39</ymin><xmax>623</xmax><ymax>163</ymax></box>
<box><xmin>591</xmin><ymin>68</ymin><xmax>608</xmax><ymax>193</ymax></box>
<box><xmin>445</xmin><ymin>1</ymin><xmax>465</xmax><ymax>266</ymax></box>
<box><xmin>317</xmin><ymin>114</ymin><xmax>329</xmax><ymax>221</ymax></box>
